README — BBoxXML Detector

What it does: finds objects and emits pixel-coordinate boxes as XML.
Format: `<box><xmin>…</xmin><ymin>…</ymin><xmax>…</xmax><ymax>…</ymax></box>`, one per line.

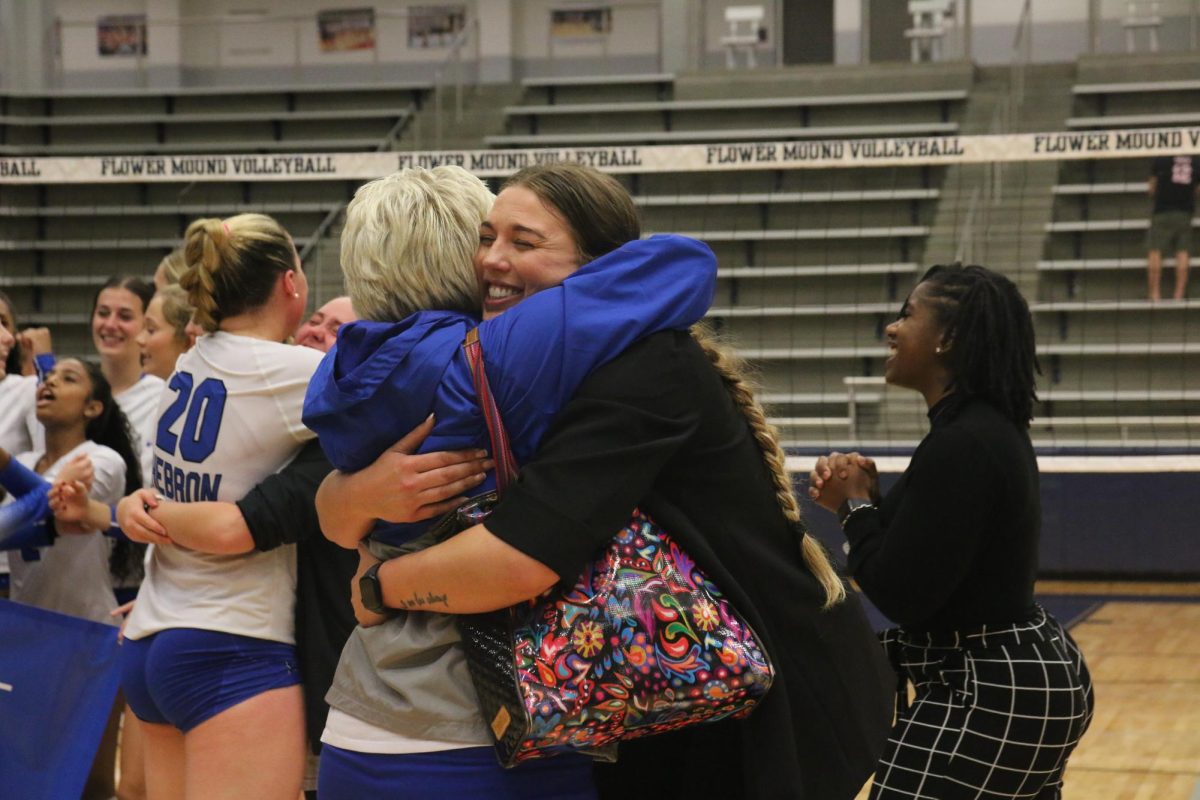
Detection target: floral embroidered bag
<box><xmin>450</xmin><ymin>328</ymin><xmax>775</xmax><ymax>768</ymax></box>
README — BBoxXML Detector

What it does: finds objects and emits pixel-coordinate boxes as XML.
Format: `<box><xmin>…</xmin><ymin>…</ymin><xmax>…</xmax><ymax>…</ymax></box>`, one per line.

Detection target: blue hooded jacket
<box><xmin>302</xmin><ymin>234</ymin><xmax>717</xmax><ymax>547</ymax></box>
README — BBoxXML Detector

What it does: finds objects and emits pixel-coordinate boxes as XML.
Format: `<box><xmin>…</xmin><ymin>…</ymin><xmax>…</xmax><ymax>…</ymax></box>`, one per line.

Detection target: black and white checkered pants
<box><xmin>869</xmin><ymin>606</ymin><xmax>1094</xmax><ymax>799</ymax></box>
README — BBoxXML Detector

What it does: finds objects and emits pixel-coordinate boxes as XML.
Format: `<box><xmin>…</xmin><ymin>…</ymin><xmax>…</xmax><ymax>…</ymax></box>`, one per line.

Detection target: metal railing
<box><xmin>1011</xmin><ymin>0</ymin><xmax>1033</xmax><ymax>125</ymax></box>
<box><xmin>953</xmin><ymin>0</ymin><xmax>1030</xmax><ymax>263</ymax></box>
<box><xmin>298</xmin><ymin>103</ymin><xmax>416</xmax><ymax>270</ymax></box>
<box><xmin>298</xmin><ymin>14</ymin><xmax>481</xmax><ymax>288</ymax></box>
<box><xmin>427</xmin><ymin>17</ymin><xmax>481</xmax><ymax>151</ymax></box>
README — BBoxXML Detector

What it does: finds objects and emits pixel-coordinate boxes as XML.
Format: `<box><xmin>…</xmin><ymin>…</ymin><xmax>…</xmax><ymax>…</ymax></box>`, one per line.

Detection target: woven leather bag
<box><xmin>453</xmin><ymin>329</ymin><xmax>775</xmax><ymax>768</ymax></box>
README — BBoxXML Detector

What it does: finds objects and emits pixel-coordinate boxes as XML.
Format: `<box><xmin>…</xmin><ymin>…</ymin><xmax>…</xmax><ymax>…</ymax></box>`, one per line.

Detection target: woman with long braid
<box><xmin>809</xmin><ymin>264</ymin><xmax>1094</xmax><ymax>799</ymax></box>
<box><xmin>316</xmin><ymin>164</ymin><xmax>895</xmax><ymax>799</ymax></box>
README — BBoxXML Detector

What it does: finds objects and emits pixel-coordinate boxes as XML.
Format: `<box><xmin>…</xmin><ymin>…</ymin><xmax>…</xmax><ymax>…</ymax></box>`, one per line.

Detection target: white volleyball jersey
<box><xmin>0</xmin><ymin>373</ymin><xmax>41</xmax><ymax>456</ymax></box>
<box><xmin>115</xmin><ymin>373</ymin><xmax>166</xmax><ymax>488</ymax></box>
<box><xmin>8</xmin><ymin>441</ymin><xmax>126</xmax><ymax>624</ymax></box>
<box><xmin>124</xmin><ymin>332</ymin><xmax>323</xmax><ymax>644</ymax></box>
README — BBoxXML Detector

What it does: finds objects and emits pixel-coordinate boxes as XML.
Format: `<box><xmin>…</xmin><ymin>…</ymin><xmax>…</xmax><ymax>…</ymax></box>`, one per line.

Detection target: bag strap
<box><xmin>463</xmin><ymin>327</ymin><xmax>518</xmax><ymax>495</ymax></box>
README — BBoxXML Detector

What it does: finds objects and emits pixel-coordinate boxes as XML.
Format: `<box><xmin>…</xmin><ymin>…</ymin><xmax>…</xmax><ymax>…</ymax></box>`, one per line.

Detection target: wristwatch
<box><xmin>358</xmin><ymin>561</ymin><xmax>387</xmax><ymax>615</ymax></box>
<box><xmin>837</xmin><ymin>497</ymin><xmax>876</xmax><ymax>528</ymax></box>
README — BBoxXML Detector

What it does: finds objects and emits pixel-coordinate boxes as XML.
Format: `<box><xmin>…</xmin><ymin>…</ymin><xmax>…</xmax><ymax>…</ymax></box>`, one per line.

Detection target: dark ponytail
<box><xmin>80</xmin><ymin>361</ymin><xmax>146</xmax><ymax>583</ymax></box>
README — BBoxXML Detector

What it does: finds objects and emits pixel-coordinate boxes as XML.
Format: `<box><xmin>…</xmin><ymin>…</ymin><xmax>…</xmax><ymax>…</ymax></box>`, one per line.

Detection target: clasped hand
<box><xmin>808</xmin><ymin>451</ymin><xmax>880</xmax><ymax>513</ymax></box>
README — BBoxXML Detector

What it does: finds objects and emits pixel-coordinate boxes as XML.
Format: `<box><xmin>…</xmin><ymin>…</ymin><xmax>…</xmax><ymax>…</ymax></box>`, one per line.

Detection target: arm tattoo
<box><xmin>394</xmin><ymin>590</ymin><xmax>450</xmax><ymax>610</ymax></box>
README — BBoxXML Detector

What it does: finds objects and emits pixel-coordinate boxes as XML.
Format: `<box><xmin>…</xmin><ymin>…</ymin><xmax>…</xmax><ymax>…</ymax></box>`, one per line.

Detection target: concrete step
<box><xmin>675</xmin><ymin>61</ymin><xmax>974</xmax><ymax>100</ymax></box>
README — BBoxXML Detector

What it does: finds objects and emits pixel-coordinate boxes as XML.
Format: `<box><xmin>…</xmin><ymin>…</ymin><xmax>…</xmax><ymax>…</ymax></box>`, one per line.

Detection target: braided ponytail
<box><xmin>181</xmin><ymin>218</ymin><xmax>227</xmax><ymax>331</ymax></box>
<box><xmin>690</xmin><ymin>324</ymin><xmax>846</xmax><ymax>609</ymax></box>
<box><xmin>180</xmin><ymin>213</ymin><xmax>297</xmax><ymax>333</ymax></box>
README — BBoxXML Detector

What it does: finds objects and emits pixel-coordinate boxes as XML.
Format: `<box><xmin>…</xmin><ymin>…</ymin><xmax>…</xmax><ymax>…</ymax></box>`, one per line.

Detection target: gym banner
<box><xmin>2</xmin><ymin>127</ymin><xmax>1199</xmax><ymax>184</ymax></box>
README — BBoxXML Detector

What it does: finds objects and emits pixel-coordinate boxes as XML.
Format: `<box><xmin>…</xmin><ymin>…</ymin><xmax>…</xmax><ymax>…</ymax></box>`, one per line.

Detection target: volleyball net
<box><xmin>3</xmin><ymin>125</ymin><xmax>1199</xmax><ymax>453</ymax></box>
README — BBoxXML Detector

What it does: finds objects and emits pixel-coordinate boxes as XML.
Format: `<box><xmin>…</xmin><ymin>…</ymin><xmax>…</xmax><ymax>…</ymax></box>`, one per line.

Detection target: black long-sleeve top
<box><xmin>486</xmin><ymin>331</ymin><xmax>893</xmax><ymax>800</ymax></box>
<box><xmin>236</xmin><ymin>438</ymin><xmax>358</xmax><ymax>753</ymax></box>
<box><xmin>844</xmin><ymin>394</ymin><xmax>1040</xmax><ymax>632</ymax></box>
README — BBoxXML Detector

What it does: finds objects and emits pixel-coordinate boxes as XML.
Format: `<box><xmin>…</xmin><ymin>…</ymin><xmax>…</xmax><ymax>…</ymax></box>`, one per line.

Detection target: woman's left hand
<box><xmin>351</xmin><ymin>544</ymin><xmax>387</xmax><ymax>628</ymax></box>
<box><xmin>49</xmin><ymin>480</ymin><xmax>92</xmax><ymax>533</ymax></box>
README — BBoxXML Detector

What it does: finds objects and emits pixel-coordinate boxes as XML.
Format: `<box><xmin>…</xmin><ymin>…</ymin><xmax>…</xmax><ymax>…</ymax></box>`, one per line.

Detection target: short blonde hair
<box><xmin>180</xmin><ymin>213</ymin><xmax>296</xmax><ymax>332</ymax></box>
<box><xmin>340</xmin><ymin>166</ymin><xmax>493</xmax><ymax>322</ymax></box>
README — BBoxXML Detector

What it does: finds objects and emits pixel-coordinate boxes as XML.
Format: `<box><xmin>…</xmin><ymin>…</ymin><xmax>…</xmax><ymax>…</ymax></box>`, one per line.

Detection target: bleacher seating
<box><xmin>1024</xmin><ymin>63</ymin><xmax>1200</xmax><ymax>447</ymax></box>
<box><xmin>0</xmin><ymin>82</ymin><xmax>431</xmax><ymax>354</ymax></box>
<box><xmin>5</xmin><ymin>59</ymin><xmax>1197</xmax><ymax>449</ymax></box>
<box><xmin>489</xmin><ymin>68</ymin><xmax>961</xmax><ymax>446</ymax></box>
<box><xmin>490</xmin><ymin>86</ymin><xmax>965</xmax><ymax>148</ymax></box>
<box><xmin>1070</xmin><ymin>78</ymin><xmax>1200</xmax><ymax>122</ymax></box>
<box><xmin>519</xmin><ymin>73</ymin><xmax>674</xmax><ymax>105</ymax></box>
<box><xmin>0</xmin><ymin>82</ymin><xmax>429</xmax><ymax>156</ymax></box>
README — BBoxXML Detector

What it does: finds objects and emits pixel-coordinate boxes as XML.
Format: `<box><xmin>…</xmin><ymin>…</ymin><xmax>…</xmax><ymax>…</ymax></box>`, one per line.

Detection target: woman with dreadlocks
<box><xmin>808</xmin><ymin>263</ymin><xmax>1094</xmax><ymax>799</ymax></box>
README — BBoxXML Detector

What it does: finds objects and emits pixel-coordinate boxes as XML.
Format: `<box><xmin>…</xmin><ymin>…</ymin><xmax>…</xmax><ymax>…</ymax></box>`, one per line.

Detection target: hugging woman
<box><xmin>308</xmin><ymin>163</ymin><xmax>895</xmax><ymax>799</ymax></box>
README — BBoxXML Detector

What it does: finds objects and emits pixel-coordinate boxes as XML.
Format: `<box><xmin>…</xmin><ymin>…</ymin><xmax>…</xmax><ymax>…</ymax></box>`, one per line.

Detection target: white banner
<box><xmin>2</xmin><ymin>127</ymin><xmax>1199</xmax><ymax>184</ymax></box>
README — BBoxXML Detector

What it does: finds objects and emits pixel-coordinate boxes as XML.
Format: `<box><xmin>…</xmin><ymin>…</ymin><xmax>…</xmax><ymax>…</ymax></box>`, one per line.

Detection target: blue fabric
<box><xmin>0</xmin><ymin>458</ymin><xmax>47</xmax><ymax>497</ymax></box>
<box><xmin>121</xmin><ymin>628</ymin><xmax>301</xmax><ymax>732</ymax></box>
<box><xmin>303</xmin><ymin>234</ymin><xmax>716</xmax><ymax>547</ymax></box>
<box><xmin>103</xmin><ymin>504</ymin><xmax>129</xmax><ymax>541</ymax></box>
<box><xmin>0</xmin><ymin>459</ymin><xmax>53</xmax><ymax>551</ymax></box>
<box><xmin>0</xmin><ymin>488</ymin><xmax>52</xmax><ymax>551</ymax></box>
<box><xmin>33</xmin><ymin>353</ymin><xmax>55</xmax><ymax>382</ymax></box>
<box><xmin>0</xmin><ymin>599</ymin><xmax>122</xmax><ymax>800</ymax></box>
<box><xmin>317</xmin><ymin>743</ymin><xmax>597</xmax><ymax>800</ymax></box>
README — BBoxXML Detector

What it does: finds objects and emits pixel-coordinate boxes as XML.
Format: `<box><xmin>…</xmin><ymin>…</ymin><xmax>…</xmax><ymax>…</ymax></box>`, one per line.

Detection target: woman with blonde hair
<box><xmin>310</xmin><ymin>163</ymin><xmax>894</xmax><ymax>799</ymax></box>
<box><xmin>117</xmin><ymin>212</ymin><xmax>321</xmax><ymax>800</ymax></box>
<box><xmin>301</xmin><ymin>164</ymin><xmax>717</xmax><ymax>798</ymax></box>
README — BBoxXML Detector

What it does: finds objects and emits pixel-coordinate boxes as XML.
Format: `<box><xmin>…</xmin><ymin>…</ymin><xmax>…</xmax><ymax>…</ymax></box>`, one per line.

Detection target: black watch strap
<box><xmin>359</xmin><ymin>561</ymin><xmax>387</xmax><ymax>614</ymax></box>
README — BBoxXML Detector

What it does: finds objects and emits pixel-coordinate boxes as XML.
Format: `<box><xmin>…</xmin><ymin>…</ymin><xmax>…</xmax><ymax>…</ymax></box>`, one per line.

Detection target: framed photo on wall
<box><xmin>97</xmin><ymin>14</ymin><xmax>147</xmax><ymax>57</ymax></box>
<box><xmin>408</xmin><ymin>5</ymin><xmax>467</xmax><ymax>49</ymax></box>
<box><xmin>317</xmin><ymin>7</ymin><xmax>376</xmax><ymax>52</ymax></box>
<box><xmin>550</xmin><ymin>7</ymin><xmax>612</xmax><ymax>39</ymax></box>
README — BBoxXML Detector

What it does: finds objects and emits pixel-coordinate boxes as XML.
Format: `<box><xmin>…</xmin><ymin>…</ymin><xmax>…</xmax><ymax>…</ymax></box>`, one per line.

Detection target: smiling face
<box><xmin>136</xmin><ymin>295</ymin><xmax>189</xmax><ymax>379</ymax></box>
<box><xmin>92</xmin><ymin>287</ymin><xmax>146</xmax><ymax>364</ymax></box>
<box><xmin>36</xmin><ymin>358</ymin><xmax>102</xmax><ymax>429</ymax></box>
<box><xmin>884</xmin><ymin>281</ymin><xmax>953</xmax><ymax>402</ymax></box>
<box><xmin>295</xmin><ymin>296</ymin><xmax>355</xmax><ymax>353</ymax></box>
<box><xmin>475</xmin><ymin>186</ymin><xmax>582</xmax><ymax>320</ymax></box>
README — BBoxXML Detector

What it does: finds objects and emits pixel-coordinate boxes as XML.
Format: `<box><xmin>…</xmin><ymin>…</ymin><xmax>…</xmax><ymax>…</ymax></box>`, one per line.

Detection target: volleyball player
<box><xmin>117</xmin><ymin>213</ymin><xmax>320</xmax><ymax>800</ymax></box>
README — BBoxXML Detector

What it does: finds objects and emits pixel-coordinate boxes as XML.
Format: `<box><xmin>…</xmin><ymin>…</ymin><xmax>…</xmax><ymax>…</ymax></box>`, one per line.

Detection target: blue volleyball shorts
<box><xmin>121</xmin><ymin>628</ymin><xmax>300</xmax><ymax>732</ymax></box>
